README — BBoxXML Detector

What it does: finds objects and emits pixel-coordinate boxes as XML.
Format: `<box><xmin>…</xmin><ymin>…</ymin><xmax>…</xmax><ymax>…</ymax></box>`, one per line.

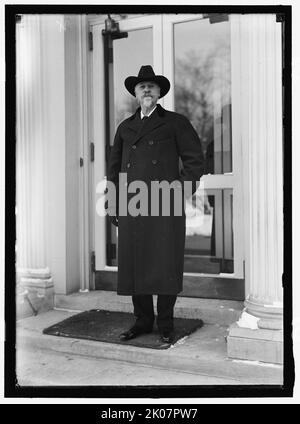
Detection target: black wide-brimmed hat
<box><xmin>125</xmin><ymin>65</ymin><xmax>170</xmax><ymax>98</ymax></box>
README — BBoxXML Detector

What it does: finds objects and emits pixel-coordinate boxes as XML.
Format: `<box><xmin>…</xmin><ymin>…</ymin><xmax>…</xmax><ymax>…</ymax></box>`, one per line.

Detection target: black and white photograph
<box><xmin>2</xmin><ymin>1</ymin><xmax>298</xmax><ymax>404</ymax></box>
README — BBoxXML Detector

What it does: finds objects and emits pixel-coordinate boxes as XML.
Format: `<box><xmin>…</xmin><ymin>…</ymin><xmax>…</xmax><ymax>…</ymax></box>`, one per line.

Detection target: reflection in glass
<box><xmin>184</xmin><ymin>189</ymin><xmax>234</xmax><ymax>274</ymax></box>
<box><xmin>174</xmin><ymin>18</ymin><xmax>232</xmax><ymax>174</ymax></box>
<box><xmin>113</xmin><ymin>28</ymin><xmax>153</xmax><ymax>127</ymax></box>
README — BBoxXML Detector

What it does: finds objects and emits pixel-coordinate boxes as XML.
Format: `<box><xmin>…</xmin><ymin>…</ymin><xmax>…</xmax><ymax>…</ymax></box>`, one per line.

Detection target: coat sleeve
<box><xmin>174</xmin><ymin>115</ymin><xmax>205</xmax><ymax>195</ymax></box>
<box><xmin>106</xmin><ymin>125</ymin><xmax>123</xmax><ymax>222</ymax></box>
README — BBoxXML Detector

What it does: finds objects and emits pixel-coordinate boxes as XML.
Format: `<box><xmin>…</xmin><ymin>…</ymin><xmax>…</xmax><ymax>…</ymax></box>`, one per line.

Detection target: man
<box><xmin>107</xmin><ymin>65</ymin><xmax>205</xmax><ymax>344</ymax></box>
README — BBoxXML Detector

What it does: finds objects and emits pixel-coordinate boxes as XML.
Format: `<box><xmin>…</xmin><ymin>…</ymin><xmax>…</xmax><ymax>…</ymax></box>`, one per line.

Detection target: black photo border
<box><xmin>4</xmin><ymin>3</ymin><xmax>294</xmax><ymax>400</ymax></box>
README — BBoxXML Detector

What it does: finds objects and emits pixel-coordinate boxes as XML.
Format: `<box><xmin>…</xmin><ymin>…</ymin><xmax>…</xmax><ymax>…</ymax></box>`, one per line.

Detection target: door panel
<box><xmin>164</xmin><ymin>15</ymin><xmax>236</xmax><ymax>275</ymax></box>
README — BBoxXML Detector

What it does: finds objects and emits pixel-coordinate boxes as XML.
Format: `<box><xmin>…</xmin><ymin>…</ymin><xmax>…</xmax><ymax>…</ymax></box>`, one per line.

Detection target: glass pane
<box><xmin>110</xmin><ymin>27</ymin><xmax>153</xmax><ymax>266</ymax></box>
<box><xmin>184</xmin><ymin>188</ymin><xmax>234</xmax><ymax>274</ymax></box>
<box><xmin>174</xmin><ymin>18</ymin><xmax>232</xmax><ymax>174</ymax></box>
<box><xmin>113</xmin><ymin>28</ymin><xmax>153</xmax><ymax>127</ymax></box>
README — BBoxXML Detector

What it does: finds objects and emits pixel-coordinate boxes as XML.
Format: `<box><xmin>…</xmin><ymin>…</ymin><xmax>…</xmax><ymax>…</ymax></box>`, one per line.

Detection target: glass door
<box><xmin>163</xmin><ymin>14</ymin><xmax>243</xmax><ymax>278</ymax></box>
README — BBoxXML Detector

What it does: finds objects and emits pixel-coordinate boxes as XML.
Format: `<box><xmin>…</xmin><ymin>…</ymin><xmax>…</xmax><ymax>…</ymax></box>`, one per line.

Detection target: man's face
<box><xmin>134</xmin><ymin>81</ymin><xmax>160</xmax><ymax>109</ymax></box>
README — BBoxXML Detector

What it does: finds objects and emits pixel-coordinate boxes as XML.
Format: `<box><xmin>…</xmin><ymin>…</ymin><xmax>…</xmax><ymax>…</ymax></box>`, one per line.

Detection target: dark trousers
<box><xmin>132</xmin><ymin>294</ymin><xmax>177</xmax><ymax>333</ymax></box>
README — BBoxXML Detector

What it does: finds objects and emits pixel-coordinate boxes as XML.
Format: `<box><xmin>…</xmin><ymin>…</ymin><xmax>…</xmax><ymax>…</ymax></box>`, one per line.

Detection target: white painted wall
<box><xmin>41</xmin><ymin>15</ymin><xmax>68</xmax><ymax>293</ymax></box>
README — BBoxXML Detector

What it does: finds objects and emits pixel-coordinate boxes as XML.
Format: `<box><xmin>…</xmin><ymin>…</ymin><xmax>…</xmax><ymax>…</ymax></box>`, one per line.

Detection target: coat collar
<box><xmin>128</xmin><ymin>103</ymin><xmax>166</xmax><ymax>120</ymax></box>
<box><xmin>127</xmin><ymin>104</ymin><xmax>167</xmax><ymax>146</ymax></box>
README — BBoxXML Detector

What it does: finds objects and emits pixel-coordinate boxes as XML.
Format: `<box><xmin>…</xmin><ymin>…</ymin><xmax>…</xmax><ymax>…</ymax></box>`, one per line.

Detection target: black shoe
<box><xmin>119</xmin><ymin>327</ymin><xmax>152</xmax><ymax>341</ymax></box>
<box><xmin>159</xmin><ymin>330</ymin><xmax>174</xmax><ymax>344</ymax></box>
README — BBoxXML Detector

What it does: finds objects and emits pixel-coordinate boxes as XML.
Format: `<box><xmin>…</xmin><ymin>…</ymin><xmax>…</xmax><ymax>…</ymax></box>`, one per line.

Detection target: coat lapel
<box><xmin>128</xmin><ymin>105</ymin><xmax>167</xmax><ymax>146</ymax></box>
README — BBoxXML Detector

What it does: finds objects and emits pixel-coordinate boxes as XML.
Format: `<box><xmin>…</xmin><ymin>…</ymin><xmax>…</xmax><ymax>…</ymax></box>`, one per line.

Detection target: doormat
<box><xmin>43</xmin><ymin>309</ymin><xmax>204</xmax><ymax>350</ymax></box>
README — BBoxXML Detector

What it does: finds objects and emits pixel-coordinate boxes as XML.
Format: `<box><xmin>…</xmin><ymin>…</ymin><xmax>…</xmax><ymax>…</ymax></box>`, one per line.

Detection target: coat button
<box><xmin>127</xmin><ymin>162</ymin><xmax>131</xmax><ymax>168</ymax></box>
<box><xmin>152</xmin><ymin>159</ymin><xmax>157</xmax><ymax>165</ymax></box>
<box><xmin>148</xmin><ymin>140</ymin><xmax>154</xmax><ymax>145</ymax></box>
<box><xmin>132</xmin><ymin>145</ymin><xmax>136</xmax><ymax>149</ymax></box>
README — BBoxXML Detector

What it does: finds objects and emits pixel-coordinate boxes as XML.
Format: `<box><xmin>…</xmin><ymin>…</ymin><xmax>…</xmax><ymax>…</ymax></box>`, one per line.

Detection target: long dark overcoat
<box><xmin>107</xmin><ymin>104</ymin><xmax>205</xmax><ymax>295</ymax></box>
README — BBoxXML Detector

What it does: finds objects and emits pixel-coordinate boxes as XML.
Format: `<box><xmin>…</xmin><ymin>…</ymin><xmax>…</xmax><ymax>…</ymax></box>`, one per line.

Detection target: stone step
<box><xmin>17</xmin><ymin>310</ymin><xmax>283</xmax><ymax>385</ymax></box>
<box><xmin>54</xmin><ymin>290</ymin><xmax>243</xmax><ymax>326</ymax></box>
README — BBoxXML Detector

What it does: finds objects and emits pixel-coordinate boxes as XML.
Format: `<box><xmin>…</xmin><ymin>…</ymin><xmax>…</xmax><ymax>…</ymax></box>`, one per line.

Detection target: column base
<box><xmin>227</xmin><ymin>323</ymin><xmax>283</xmax><ymax>364</ymax></box>
<box><xmin>245</xmin><ymin>299</ymin><xmax>283</xmax><ymax>330</ymax></box>
<box><xmin>16</xmin><ymin>269</ymin><xmax>54</xmax><ymax>319</ymax></box>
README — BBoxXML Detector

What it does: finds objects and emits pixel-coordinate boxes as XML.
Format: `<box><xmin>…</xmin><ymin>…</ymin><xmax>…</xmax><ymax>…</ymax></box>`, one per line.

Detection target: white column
<box><xmin>242</xmin><ymin>14</ymin><xmax>283</xmax><ymax>330</ymax></box>
<box><xmin>16</xmin><ymin>15</ymin><xmax>53</xmax><ymax>314</ymax></box>
<box><xmin>16</xmin><ymin>15</ymin><xmax>50</xmax><ymax>279</ymax></box>
<box><xmin>227</xmin><ymin>14</ymin><xmax>283</xmax><ymax>364</ymax></box>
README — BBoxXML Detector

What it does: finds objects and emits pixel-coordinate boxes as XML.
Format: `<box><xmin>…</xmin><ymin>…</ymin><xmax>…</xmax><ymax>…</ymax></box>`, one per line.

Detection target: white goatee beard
<box><xmin>143</xmin><ymin>98</ymin><xmax>153</xmax><ymax>107</ymax></box>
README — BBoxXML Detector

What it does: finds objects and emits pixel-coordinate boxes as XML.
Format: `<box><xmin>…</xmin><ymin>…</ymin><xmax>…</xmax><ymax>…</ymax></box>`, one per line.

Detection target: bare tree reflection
<box><xmin>175</xmin><ymin>45</ymin><xmax>231</xmax><ymax>158</ymax></box>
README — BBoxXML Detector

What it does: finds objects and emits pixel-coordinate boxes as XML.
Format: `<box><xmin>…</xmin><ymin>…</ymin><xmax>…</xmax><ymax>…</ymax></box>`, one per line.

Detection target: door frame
<box><xmin>88</xmin><ymin>13</ymin><xmax>245</xmax><ymax>281</ymax></box>
<box><xmin>76</xmin><ymin>14</ymin><xmax>95</xmax><ymax>291</ymax></box>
